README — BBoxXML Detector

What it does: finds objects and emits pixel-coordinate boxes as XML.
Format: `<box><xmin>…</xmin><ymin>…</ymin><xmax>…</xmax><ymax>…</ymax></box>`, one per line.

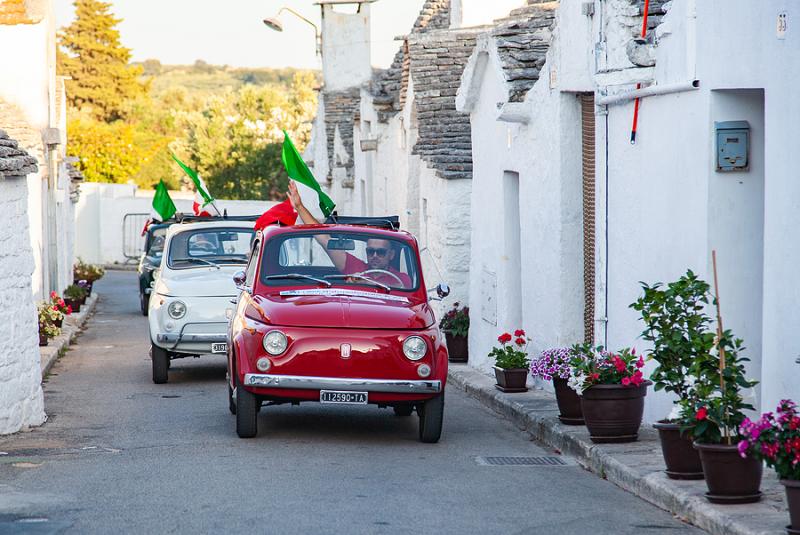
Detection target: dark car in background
<box><xmin>138</xmin><ymin>222</ymin><xmax>171</xmax><ymax>315</ymax></box>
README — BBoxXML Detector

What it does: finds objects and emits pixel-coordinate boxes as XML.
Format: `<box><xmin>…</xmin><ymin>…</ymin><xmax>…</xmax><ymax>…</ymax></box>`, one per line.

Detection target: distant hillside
<box><xmin>135</xmin><ymin>59</ymin><xmax>321</xmax><ymax>97</ymax></box>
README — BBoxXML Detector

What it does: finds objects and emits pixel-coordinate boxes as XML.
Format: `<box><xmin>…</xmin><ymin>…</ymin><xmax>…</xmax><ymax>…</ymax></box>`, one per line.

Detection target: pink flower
<box><xmin>738</xmin><ymin>440</ymin><xmax>749</xmax><ymax>458</ymax></box>
<box><xmin>636</xmin><ymin>356</ymin><xmax>645</xmax><ymax>368</ymax></box>
<box><xmin>621</xmin><ymin>377</ymin><xmax>631</xmax><ymax>386</ymax></box>
<box><xmin>696</xmin><ymin>407</ymin><xmax>708</xmax><ymax>421</ymax></box>
<box><xmin>631</xmin><ymin>370</ymin><xmax>644</xmax><ymax>386</ymax></box>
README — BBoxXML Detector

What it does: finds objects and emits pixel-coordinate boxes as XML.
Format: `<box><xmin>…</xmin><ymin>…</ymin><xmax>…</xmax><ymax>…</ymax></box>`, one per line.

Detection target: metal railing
<box><xmin>122</xmin><ymin>213</ymin><xmax>150</xmax><ymax>261</ymax></box>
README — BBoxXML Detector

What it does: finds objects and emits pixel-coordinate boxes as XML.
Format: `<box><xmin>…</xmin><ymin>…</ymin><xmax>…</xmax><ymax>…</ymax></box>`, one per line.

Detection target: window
<box><xmin>244</xmin><ymin>239</ymin><xmax>261</xmax><ymax>288</ymax></box>
<box><xmin>168</xmin><ymin>228</ymin><xmax>255</xmax><ymax>269</ymax></box>
<box><xmin>261</xmin><ymin>231</ymin><xmax>419</xmax><ymax>291</ymax></box>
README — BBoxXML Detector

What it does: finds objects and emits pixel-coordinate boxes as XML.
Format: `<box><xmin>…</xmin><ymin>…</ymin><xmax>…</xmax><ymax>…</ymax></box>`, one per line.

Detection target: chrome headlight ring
<box><xmin>262</xmin><ymin>330</ymin><xmax>288</xmax><ymax>356</ymax></box>
<box><xmin>403</xmin><ymin>335</ymin><xmax>427</xmax><ymax>361</ymax></box>
<box><xmin>167</xmin><ymin>300</ymin><xmax>187</xmax><ymax>319</ymax></box>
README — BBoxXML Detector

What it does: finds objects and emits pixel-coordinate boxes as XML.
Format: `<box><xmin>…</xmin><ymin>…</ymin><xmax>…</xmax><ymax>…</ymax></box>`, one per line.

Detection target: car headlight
<box><xmin>262</xmin><ymin>330</ymin><xmax>288</xmax><ymax>356</ymax></box>
<box><xmin>403</xmin><ymin>336</ymin><xmax>427</xmax><ymax>361</ymax></box>
<box><xmin>167</xmin><ymin>300</ymin><xmax>187</xmax><ymax>319</ymax></box>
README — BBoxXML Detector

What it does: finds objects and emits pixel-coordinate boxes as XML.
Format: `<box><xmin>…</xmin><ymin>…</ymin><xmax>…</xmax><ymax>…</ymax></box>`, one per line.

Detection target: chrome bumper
<box><xmin>156</xmin><ymin>333</ymin><xmax>227</xmax><ymax>344</ymax></box>
<box><xmin>243</xmin><ymin>374</ymin><xmax>442</xmax><ymax>394</ymax></box>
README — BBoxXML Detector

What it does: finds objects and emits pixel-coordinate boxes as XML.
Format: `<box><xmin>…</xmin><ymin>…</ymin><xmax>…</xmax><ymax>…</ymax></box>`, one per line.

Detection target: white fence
<box><xmin>74</xmin><ymin>183</ymin><xmax>276</xmax><ymax>265</ymax></box>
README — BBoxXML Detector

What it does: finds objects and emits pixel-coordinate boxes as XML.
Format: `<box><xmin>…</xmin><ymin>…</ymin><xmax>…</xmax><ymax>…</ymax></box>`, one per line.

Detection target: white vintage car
<box><xmin>148</xmin><ymin>218</ymin><xmax>256</xmax><ymax>383</ymax></box>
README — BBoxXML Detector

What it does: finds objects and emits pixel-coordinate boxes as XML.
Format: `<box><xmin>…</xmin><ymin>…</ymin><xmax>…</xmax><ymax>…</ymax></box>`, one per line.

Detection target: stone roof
<box><xmin>409</xmin><ymin>29</ymin><xmax>479</xmax><ymax>180</ymax></box>
<box><xmin>625</xmin><ymin>0</ymin><xmax>670</xmax><ymax>67</ymax></box>
<box><xmin>322</xmin><ymin>88</ymin><xmax>360</xmax><ymax>186</ymax></box>
<box><xmin>0</xmin><ymin>129</ymin><xmax>37</xmax><ymax>178</ymax></box>
<box><xmin>370</xmin><ymin>0</ymin><xmax>451</xmax><ymax>123</ymax></box>
<box><xmin>65</xmin><ymin>157</ymin><xmax>84</xmax><ymax>182</ymax></box>
<box><xmin>493</xmin><ymin>0</ymin><xmax>559</xmax><ymax>103</ymax></box>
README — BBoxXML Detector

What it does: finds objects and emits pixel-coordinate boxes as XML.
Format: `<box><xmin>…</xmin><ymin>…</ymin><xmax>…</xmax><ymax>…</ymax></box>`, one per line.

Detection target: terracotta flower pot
<box><xmin>652</xmin><ymin>420</ymin><xmax>704</xmax><ymax>480</ymax></box>
<box><xmin>782</xmin><ymin>479</ymin><xmax>800</xmax><ymax>534</ymax></box>
<box><xmin>445</xmin><ymin>332</ymin><xmax>468</xmax><ymax>363</ymax></box>
<box><xmin>552</xmin><ymin>377</ymin><xmax>584</xmax><ymax>425</ymax></box>
<box><xmin>580</xmin><ymin>381</ymin><xmax>651</xmax><ymax>443</ymax></box>
<box><xmin>493</xmin><ymin>367</ymin><xmax>528</xmax><ymax>393</ymax></box>
<box><xmin>694</xmin><ymin>442</ymin><xmax>762</xmax><ymax>504</ymax></box>
<box><xmin>38</xmin><ymin>331</ymin><xmax>48</xmax><ymax>346</ymax></box>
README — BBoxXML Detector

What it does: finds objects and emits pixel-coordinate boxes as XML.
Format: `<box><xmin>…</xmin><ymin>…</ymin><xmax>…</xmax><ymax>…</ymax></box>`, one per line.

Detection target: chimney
<box><xmin>319</xmin><ymin>1</ymin><xmax>374</xmax><ymax>91</ymax></box>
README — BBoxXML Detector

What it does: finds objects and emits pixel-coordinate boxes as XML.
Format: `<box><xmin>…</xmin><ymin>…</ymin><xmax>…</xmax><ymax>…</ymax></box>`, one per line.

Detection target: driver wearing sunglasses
<box><xmin>287</xmin><ymin>182</ymin><xmax>411</xmax><ymax>288</ymax></box>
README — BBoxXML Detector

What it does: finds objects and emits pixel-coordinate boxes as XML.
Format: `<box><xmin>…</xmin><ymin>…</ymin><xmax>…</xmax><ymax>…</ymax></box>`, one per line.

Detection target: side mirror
<box><xmin>233</xmin><ymin>271</ymin><xmax>247</xmax><ymax>290</ymax></box>
<box><xmin>436</xmin><ymin>283</ymin><xmax>450</xmax><ymax>299</ymax></box>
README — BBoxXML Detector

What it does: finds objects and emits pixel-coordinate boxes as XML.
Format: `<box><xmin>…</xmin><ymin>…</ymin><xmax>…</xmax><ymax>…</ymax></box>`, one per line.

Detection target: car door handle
<box><xmin>229</xmin><ymin>298</ymin><xmax>237</xmax><ymax>304</ymax></box>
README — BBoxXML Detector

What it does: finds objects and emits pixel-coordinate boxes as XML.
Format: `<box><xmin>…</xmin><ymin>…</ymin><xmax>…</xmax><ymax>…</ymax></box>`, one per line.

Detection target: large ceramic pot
<box><xmin>653</xmin><ymin>420</ymin><xmax>704</xmax><ymax>480</ymax></box>
<box><xmin>782</xmin><ymin>479</ymin><xmax>800</xmax><ymax>534</ymax></box>
<box><xmin>694</xmin><ymin>442</ymin><xmax>763</xmax><ymax>504</ymax></box>
<box><xmin>493</xmin><ymin>367</ymin><xmax>528</xmax><ymax>393</ymax></box>
<box><xmin>38</xmin><ymin>331</ymin><xmax>48</xmax><ymax>347</ymax></box>
<box><xmin>552</xmin><ymin>377</ymin><xmax>584</xmax><ymax>425</ymax></box>
<box><xmin>580</xmin><ymin>381</ymin><xmax>651</xmax><ymax>443</ymax></box>
<box><xmin>445</xmin><ymin>332</ymin><xmax>468</xmax><ymax>363</ymax></box>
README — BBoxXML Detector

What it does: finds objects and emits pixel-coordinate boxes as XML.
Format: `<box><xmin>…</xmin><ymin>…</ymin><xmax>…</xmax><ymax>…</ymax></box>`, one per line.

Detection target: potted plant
<box><xmin>37</xmin><ymin>303</ymin><xmax>61</xmax><ymax>346</ymax></box>
<box><xmin>74</xmin><ymin>259</ymin><xmax>104</xmax><ymax>295</ymax></box>
<box><xmin>49</xmin><ymin>291</ymin><xmax>72</xmax><ymax>328</ymax></box>
<box><xmin>76</xmin><ymin>280</ymin><xmax>91</xmax><ymax>304</ymax></box>
<box><xmin>489</xmin><ymin>330</ymin><xmax>530</xmax><ymax>393</ymax></box>
<box><xmin>440</xmin><ymin>302</ymin><xmax>469</xmax><ymax>363</ymax></box>
<box><xmin>683</xmin><ymin>328</ymin><xmax>762</xmax><ymax>504</ymax></box>
<box><xmin>630</xmin><ymin>270</ymin><xmax>714</xmax><ymax>479</ymax></box>
<box><xmin>63</xmin><ymin>284</ymin><xmax>87</xmax><ymax>312</ymax></box>
<box><xmin>530</xmin><ymin>347</ymin><xmax>583</xmax><ymax>425</ymax></box>
<box><xmin>738</xmin><ymin>400</ymin><xmax>800</xmax><ymax>533</ymax></box>
<box><xmin>569</xmin><ymin>345</ymin><xmax>651</xmax><ymax>443</ymax></box>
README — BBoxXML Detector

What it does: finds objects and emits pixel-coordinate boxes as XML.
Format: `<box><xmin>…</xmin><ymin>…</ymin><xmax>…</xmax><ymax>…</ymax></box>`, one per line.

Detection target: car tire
<box><xmin>228</xmin><ymin>383</ymin><xmax>236</xmax><ymax>415</ymax></box>
<box><xmin>418</xmin><ymin>393</ymin><xmax>444</xmax><ymax>443</ymax></box>
<box><xmin>151</xmin><ymin>344</ymin><xmax>169</xmax><ymax>384</ymax></box>
<box><xmin>140</xmin><ymin>292</ymin><xmax>149</xmax><ymax>316</ymax></box>
<box><xmin>393</xmin><ymin>405</ymin><xmax>413</xmax><ymax>417</ymax></box>
<box><xmin>236</xmin><ymin>381</ymin><xmax>258</xmax><ymax>438</ymax></box>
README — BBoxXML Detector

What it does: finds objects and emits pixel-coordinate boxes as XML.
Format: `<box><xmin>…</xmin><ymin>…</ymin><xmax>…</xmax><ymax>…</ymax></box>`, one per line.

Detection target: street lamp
<box><xmin>263</xmin><ymin>7</ymin><xmax>322</xmax><ymax>57</ymax></box>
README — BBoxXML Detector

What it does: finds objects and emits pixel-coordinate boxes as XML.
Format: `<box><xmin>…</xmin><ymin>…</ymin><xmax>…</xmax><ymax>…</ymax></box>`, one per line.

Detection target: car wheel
<box><xmin>228</xmin><ymin>382</ymin><xmax>236</xmax><ymax>415</ymax></box>
<box><xmin>140</xmin><ymin>292</ymin><xmax>149</xmax><ymax>316</ymax></box>
<box><xmin>151</xmin><ymin>344</ymin><xmax>169</xmax><ymax>384</ymax></box>
<box><xmin>418</xmin><ymin>393</ymin><xmax>444</xmax><ymax>443</ymax></box>
<box><xmin>236</xmin><ymin>381</ymin><xmax>258</xmax><ymax>438</ymax></box>
<box><xmin>393</xmin><ymin>405</ymin><xmax>413</xmax><ymax>417</ymax></box>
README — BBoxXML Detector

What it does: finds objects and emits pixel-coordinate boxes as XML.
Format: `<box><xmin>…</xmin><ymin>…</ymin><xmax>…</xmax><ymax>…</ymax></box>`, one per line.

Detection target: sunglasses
<box><xmin>366</xmin><ymin>247</ymin><xmax>389</xmax><ymax>257</ymax></box>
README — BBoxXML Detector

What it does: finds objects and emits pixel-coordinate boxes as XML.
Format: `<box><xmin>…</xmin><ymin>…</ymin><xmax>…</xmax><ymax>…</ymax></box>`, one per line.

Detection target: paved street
<box><xmin>0</xmin><ymin>271</ymin><xmax>704</xmax><ymax>535</ymax></box>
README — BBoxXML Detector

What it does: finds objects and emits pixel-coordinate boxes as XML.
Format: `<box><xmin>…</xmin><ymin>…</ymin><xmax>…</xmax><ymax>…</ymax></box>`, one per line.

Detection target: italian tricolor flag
<box><xmin>171</xmin><ymin>154</ymin><xmax>218</xmax><ymax>216</ymax></box>
<box><xmin>142</xmin><ymin>180</ymin><xmax>177</xmax><ymax>235</ymax></box>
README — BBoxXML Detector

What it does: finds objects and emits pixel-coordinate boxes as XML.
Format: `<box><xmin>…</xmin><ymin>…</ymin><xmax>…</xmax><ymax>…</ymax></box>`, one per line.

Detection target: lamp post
<box><xmin>263</xmin><ymin>7</ymin><xmax>322</xmax><ymax>57</ymax></box>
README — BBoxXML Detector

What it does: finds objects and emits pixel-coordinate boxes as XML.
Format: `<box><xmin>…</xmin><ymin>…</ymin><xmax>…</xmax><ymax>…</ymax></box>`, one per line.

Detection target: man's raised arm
<box><xmin>286</xmin><ymin>182</ymin><xmax>347</xmax><ymax>271</ymax></box>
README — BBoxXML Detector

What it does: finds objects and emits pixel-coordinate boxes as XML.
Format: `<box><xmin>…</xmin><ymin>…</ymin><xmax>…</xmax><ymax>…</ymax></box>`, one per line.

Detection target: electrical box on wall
<box><xmin>715</xmin><ymin>121</ymin><xmax>750</xmax><ymax>172</ymax></box>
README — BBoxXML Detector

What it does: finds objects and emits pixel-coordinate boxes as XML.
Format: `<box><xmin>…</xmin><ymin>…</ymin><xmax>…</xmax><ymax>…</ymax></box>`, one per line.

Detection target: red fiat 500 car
<box><xmin>227</xmin><ymin>218</ymin><xmax>450</xmax><ymax>442</ymax></box>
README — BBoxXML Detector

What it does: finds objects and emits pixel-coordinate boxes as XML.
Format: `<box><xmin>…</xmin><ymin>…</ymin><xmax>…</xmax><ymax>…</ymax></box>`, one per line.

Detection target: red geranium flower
<box><xmin>66</xmin><ymin>305</ymin><xmax>72</xmax><ymax>314</ymax></box>
<box><xmin>696</xmin><ymin>407</ymin><xmax>708</xmax><ymax>421</ymax></box>
<box><xmin>514</xmin><ymin>329</ymin><xmax>525</xmax><ymax>337</ymax></box>
<box><xmin>514</xmin><ymin>337</ymin><xmax>525</xmax><ymax>346</ymax></box>
<box><xmin>498</xmin><ymin>333</ymin><xmax>512</xmax><ymax>344</ymax></box>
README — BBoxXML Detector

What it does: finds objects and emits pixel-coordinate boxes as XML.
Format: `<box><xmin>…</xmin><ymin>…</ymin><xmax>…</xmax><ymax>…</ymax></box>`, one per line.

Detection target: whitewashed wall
<box><xmin>0</xmin><ymin>172</ymin><xmax>46</xmax><ymax>435</ymax></box>
<box><xmin>74</xmin><ymin>183</ymin><xmax>274</xmax><ymax>265</ymax></box>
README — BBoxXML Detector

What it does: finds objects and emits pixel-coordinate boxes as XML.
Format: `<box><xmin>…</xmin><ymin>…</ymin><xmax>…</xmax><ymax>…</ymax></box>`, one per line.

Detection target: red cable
<box><xmin>630</xmin><ymin>0</ymin><xmax>650</xmax><ymax>144</ymax></box>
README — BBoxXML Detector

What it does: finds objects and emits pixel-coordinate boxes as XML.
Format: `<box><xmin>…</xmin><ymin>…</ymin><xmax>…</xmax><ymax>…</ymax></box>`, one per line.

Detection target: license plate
<box><xmin>211</xmin><ymin>342</ymin><xmax>227</xmax><ymax>354</ymax></box>
<box><xmin>320</xmin><ymin>390</ymin><xmax>368</xmax><ymax>404</ymax></box>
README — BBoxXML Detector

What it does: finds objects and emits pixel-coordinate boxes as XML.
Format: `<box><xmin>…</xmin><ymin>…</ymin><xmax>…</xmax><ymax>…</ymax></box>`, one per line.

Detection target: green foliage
<box><xmin>489</xmin><ymin>332</ymin><xmax>531</xmax><ymax>370</ymax></box>
<box><xmin>58</xmin><ymin>0</ymin><xmax>147</xmax><ymax>122</ymax></box>
<box><xmin>630</xmin><ymin>270</ymin><xmax>716</xmax><ymax>402</ymax></box>
<box><xmin>439</xmin><ymin>302</ymin><xmax>469</xmax><ymax>337</ymax></box>
<box><xmin>680</xmin><ymin>330</ymin><xmax>758</xmax><ymax>444</ymax></box>
<box><xmin>64</xmin><ymin>284</ymin><xmax>88</xmax><ymax>301</ymax></box>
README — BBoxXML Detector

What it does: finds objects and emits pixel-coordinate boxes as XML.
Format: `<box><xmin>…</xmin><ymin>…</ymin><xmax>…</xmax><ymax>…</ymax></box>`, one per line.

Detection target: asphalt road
<box><xmin>0</xmin><ymin>271</ymin><xmax>704</xmax><ymax>535</ymax></box>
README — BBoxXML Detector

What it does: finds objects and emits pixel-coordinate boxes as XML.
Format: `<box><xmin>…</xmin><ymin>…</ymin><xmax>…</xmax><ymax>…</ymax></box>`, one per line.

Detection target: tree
<box><xmin>58</xmin><ymin>0</ymin><xmax>146</xmax><ymax>122</ymax></box>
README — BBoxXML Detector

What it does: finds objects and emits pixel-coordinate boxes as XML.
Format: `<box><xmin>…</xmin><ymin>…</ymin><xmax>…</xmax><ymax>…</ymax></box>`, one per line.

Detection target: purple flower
<box><xmin>737</xmin><ymin>440</ymin><xmax>749</xmax><ymax>458</ymax></box>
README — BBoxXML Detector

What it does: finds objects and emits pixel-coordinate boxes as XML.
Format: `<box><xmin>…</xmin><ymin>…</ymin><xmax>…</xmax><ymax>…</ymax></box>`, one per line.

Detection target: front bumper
<box><xmin>243</xmin><ymin>374</ymin><xmax>442</xmax><ymax>394</ymax></box>
<box><xmin>157</xmin><ymin>333</ymin><xmax>227</xmax><ymax>344</ymax></box>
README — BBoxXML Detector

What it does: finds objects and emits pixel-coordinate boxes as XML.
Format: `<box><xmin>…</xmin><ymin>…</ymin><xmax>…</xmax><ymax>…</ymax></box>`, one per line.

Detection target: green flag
<box><xmin>152</xmin><ymin>180</ymin><xmax>177</xmax><ymax>221</ymax></box>
<box><xmin>171</xmin><ymin>153</ymin><xmax>214</xmax><ymax>206</ymax></box>
<box><xmin>281</xmin><ymin>130</ymin><xmax>335</xmax><ymax>217</ymax></box>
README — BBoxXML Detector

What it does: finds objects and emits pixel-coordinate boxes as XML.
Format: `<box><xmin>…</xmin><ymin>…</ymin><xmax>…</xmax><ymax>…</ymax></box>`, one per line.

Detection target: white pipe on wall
<box><xmin>598</xmin><ymin>80</ymin><xmax>700</xmax><ymax>107</ymax></box>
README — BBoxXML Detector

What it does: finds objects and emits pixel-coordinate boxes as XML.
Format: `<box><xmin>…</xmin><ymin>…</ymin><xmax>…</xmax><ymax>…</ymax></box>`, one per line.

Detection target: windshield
<box><xmin>147</xmin><ymin>227</ymin><xmax>168</xmax><ymax>257</ymax></box>
<box><xmin>261</xmin><ymin>231</ymin><xmax>420</xmax><ymax>291</ymax></box>
<box><xmin>168</xmin><ymin>227</ymin><xmax>255</xmax><ymax>269</ymax></box>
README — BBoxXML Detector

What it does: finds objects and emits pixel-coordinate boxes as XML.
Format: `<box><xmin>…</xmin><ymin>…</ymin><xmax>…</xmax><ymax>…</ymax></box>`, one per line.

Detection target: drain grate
<box><xmin>476</xmin><ymin>456</ymin><xmax>567</xmax><ymax>466</ymax></box>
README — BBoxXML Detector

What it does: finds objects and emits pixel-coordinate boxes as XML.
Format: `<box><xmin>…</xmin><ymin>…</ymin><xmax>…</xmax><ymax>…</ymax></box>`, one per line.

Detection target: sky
<box><xmin>54</xmin><ymin>0</ymin><xmax>427</xmax><ymax>69</ymax></box>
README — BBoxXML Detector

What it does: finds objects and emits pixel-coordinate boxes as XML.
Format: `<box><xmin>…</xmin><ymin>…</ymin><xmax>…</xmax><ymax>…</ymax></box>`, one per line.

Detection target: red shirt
<box><xmin>343</xmin><ymin>254</ymin><xmax>412</xmax><ymax>288</ymax></box>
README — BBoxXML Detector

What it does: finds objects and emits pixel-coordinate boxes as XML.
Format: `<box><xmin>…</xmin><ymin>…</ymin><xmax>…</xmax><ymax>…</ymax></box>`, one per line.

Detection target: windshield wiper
<box><xmin>177</xmin><ymin>258</ymin><xmax>220</xmax><ymax>269</ymax></box>
<box><xmin>324</xmin><ymin>274</ymin><xmax>391</xmax><ymax>293</ymax></box>
<box><xmin>264</xmin><ymin>273</ymin><xmax>332</xmax><ymax>287</ymax></box>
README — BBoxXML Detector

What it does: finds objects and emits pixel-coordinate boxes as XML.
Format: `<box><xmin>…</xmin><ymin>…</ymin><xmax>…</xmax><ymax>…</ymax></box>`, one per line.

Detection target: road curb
<box><xmin>447</xmin><ymin>364</ymin><xmax>787</xmax><ymax>535</ymax></box>
<box><xmin>40</xmin><ymin>292</ymin><xmax>99</xmax><ymax>378</ymax></box>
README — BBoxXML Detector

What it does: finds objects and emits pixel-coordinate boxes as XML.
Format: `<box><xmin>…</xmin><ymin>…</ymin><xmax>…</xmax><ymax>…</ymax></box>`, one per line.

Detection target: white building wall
<box><xmin>0</xmin><ymin>172</ymin><xmax>46</xmax><ymax>434</ymax></box>
<box><xmin>320</xmin><ymin>4</ymin><xmax>372</xmax><ymax>91</ymax></box>
<box><xmin>75</xmin><ymin>183</ymin><xmax>274</xmax><ymax>265</ymax></box>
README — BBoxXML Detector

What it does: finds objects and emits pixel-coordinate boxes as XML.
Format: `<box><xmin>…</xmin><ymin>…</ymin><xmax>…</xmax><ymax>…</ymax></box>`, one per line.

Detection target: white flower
<box><xmin>667</xmin><ymin>404</ymin><xmax>682</xmax><ymax>422</ymax></box>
